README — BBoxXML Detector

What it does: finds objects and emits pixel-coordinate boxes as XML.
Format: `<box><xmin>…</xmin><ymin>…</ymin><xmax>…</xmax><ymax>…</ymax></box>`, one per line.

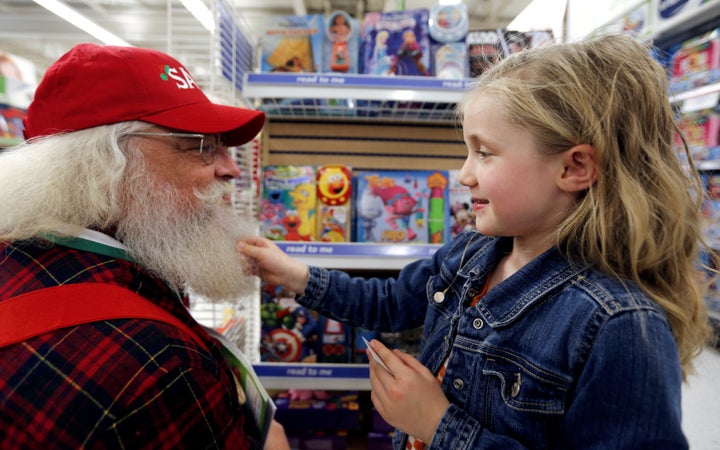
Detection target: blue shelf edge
<box><xmin>253</xmin><ymin>362</ymin><xmax>369</xmax><ymax>378</ymax></box>
<box><xmin>276</xmin><ymin>241</ymin><xmax>441</xmax><ymax>259</ymax></box>
<box><xmin>246</xmin><ymin>72</ymin><xmax>477</xmax><ymax>91</ymax></box>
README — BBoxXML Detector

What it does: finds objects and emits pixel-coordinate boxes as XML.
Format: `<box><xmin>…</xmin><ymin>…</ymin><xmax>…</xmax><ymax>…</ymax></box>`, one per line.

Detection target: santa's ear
<box><xmin>558</xmin><ymin>144</ymin><xmax>597</xmax><ymax>192</ymax></box>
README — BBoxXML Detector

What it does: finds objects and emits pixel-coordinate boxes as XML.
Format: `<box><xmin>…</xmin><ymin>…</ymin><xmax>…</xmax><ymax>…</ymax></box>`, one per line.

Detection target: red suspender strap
<box><xmin>0</xmin><ymin>283</ymin><xmax>208</xmax><ymax>350</ymax></box>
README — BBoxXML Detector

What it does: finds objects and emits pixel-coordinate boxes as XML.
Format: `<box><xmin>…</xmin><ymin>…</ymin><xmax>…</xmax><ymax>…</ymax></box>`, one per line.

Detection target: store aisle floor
<box><xmin>683</xmin><ymin>345</ymin><xmax>720</xmax><ymax>449</ymax></box>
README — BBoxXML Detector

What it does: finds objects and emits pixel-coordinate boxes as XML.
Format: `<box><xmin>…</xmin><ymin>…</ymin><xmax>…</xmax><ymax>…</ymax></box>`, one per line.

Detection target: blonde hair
<box><xmin>457</xmin><ymin>34</ymin><xmax>713</xmax><ymax>379</ymax></box>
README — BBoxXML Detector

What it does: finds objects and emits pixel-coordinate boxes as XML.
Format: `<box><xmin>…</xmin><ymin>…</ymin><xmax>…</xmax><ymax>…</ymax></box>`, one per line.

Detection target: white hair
<box><xmin>0</xmin><ymin>122</ymin><xmax>142</xmax><ymax>240</ymax></box>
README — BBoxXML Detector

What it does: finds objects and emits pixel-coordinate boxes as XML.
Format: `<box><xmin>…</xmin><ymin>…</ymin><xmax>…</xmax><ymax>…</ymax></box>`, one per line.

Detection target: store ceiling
<box><xmin>0</xmin><ymin>0</ymin><xmax>532</xmax><ymax>78</ymax></box>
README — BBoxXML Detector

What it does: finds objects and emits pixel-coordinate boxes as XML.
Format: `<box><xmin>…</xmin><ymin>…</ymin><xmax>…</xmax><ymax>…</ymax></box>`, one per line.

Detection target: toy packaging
<box><xmin>261</xmin><ymin>14</ymin><xmax>324</xmax><ymax>73</ymax></box>
<box><xmin>316</xmin><ymin>164</ymin><xmax>353</xmax><ymax>242</ymax></box>
<box><xmin>466</xmin><ymin>29</ymin><xmax>504</xmax><ymax>78</ymax></box>
<box><xmin>676</xmin><ymin>109</ymin><xmax>720</xmax><ymax>161</ymax></box>
<box><xmin>322</xmin><ymin>10</ymin><xmax>360</xmax><ymax>73</ymax></box>
<box><xmin>0</xmin><ymin>104</ymin><xmax>26</xmax><ymax>142</ymax></box>
<box><xmin>432</xmin><ymin>42</ymin><xmax>467</xmax><ymax>79</ymax></box>
<box><xmin>670</xmin><ymin>27</ymin><xmax>720</xmax><ymax>92</ymax></box>
<box><xmin>260</xmin><ymin>282</ymin><xmax>320</xmax><ymax>363</ymax></box>
<box><xmin>260</xmin><ymin>282</ymin><xmax>353</xmax><ymax>364</ymax></box>
<box><xmin>502</xmin><ymin>30</ymin><xmax>554</xmax><ymax>56</ymax></box>
<box><xmin>361</xmin><ymin>9</ymin><xmax>431</xmax><ymax>76</ymax></box>
<box><xmin>273</xmin><ymin>390</ymin><xmax>361</xmax><ymax>433</ymax></box>
<box><xmin>317</xmin><ymin>316</ymin><xmax>353</xmax><ymax>363</ymax></box>
<box><xmin>354</xmin><ymin>170</ymin><xmax>449</xmax><ymax>244</ymax></box>
<box><xmin>428</xmin><ymin>3</ymin><xmax>468</xmax><ymax>78</ymax></box>
<box><xmin>260</xmin><ymin>165</ymin><xmax>317</xmax><ymax>241</ymax></box>
<box><xmin>447</xmin><ymin>169</ymin><xmax>474</xmax><ymax>239</ymax></box>
<box><xmin>702</xmin><ymin>172</ymin><xmax>720</xmax><ymax>250</ymax></box>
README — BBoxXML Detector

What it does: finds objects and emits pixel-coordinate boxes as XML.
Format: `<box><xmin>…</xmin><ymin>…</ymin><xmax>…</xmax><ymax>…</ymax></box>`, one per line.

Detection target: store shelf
<box><xmin>669</xmin><ymin>68</ymin><xmax>720</xmax><ymax>114</ymax></box>
<box><xmin>696</xmin><ymin>160</ymin><xmax>720</xmax><ymax>171</ymax></box>
<box><xmin>276</xmin><ymin>241</ymin><xmax>441</xmax><ymax>270</ymax></box>
<box><xmin>653</xmin><ymin>0</ymin><xmax>720</xmax><ymax>43</ymax></box>
<box><xmin>242</xmin><ymin>72</ymin><xmax>476</xmax><ymax>122</ymax></box>
<box><xmin>253</xmin><ymin>362</ymin><xmax>370</xmax><ymax>390</ymax></box>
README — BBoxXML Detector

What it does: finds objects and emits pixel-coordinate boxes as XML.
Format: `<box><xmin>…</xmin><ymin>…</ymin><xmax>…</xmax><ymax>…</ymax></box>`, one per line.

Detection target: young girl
<box><xmin>239</xmin><ymin>34</ymin><xmax>713</xmax><ymax>449</ymax></box>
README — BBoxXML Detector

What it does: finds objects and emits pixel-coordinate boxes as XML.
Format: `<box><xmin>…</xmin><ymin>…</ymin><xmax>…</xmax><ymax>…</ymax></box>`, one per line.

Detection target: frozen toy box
<box><xmin>361</xmin><ymin>9</ymin><xmax>431</xmax><ymax>76</ymax></box>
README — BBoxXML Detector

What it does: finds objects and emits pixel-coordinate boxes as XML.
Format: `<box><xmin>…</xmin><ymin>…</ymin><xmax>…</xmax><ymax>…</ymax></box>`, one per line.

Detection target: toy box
<box><xmin>361</xmin><ymin>9</ymin><xmax>431</xmax><ymax>76</ymax></box>
<box><xmin>0</xmin><ymin>104</ymin><xmax>26</xmax><ymax>142</ymax></box>
<box><xmin>260</xmin><ymin>282</ymin><xmax>320</xmax><ymax>363</ymax></box>
<box><xmin>317</xmin><ymin>316</ymin><xmax>353</xmax><ymax>363</ymax></box>
<box><xmin>260</xmin><ymin>281</ymin><xmax>352</xmax><ymax>363</ymax></box>
<box><xmin>260</xmin><ymin>165</ymin><xmax>317</xmax><ymax>241</ymax></box>
<box><xmin>447</xmin><ymin>169</ymin><xmax>474</xmax><ymax>239</ymax></box>
<box><xmin>274</xmin><ymin>390</ymin><xmax>361</xmax><ymax>432</ymax></box>
<box><xmin>261</xmin><ymin>14</ymin><xmax>324</xmax><ymax>73</ymax></box>
<box><xmin>428</xmin><ymin>3</ymin><xmax>468</xmax><ymax>78</ymax></box>
<box><xmin>322</xmin><ymin>10</ymin><xmax>360</xmax><ymax>73</ymax></box>
<box><xmin>502</xmin><ymin>30</ymin><xmax>554</xmax><ymax>55</ymax></box>
<box><xmin>432</xmin><ymin>42</ymin><xmax>467</xmax><ymax>79</ymax></box>
<box><xmin>316</xmin><ymin>164</ymin><xmax>353</xmax><ymax>242</ymax></box>
<box><xmin>671</xmin><ymin>28</ymin><xmax>720</xmax><ymax>92</ymax></box>
<box><xmin>466</xmin><ymin>29</ymin><xmax>504</xmax><ymax>78</ymax></box>
<box><xmin>354</xmin><ymin>170</ymin><xmax>449</xmax><ymax>244</ymax></box>
<box><xmin>677</xmin><ymin>110</ymin><xmax>720</xmax><ymax>161</ymax></box>
<box><xmin>701</xmin><ymin>172</ymin><xmax>720</xmax><ymax>250</ymax></box>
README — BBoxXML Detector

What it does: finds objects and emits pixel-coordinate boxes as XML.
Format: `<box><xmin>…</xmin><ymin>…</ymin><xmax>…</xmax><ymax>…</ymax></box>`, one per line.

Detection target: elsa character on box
<box><xmin>372</xmin><ymin>30</ymin><xmax>392</xmax><ymax>75</ymax></box>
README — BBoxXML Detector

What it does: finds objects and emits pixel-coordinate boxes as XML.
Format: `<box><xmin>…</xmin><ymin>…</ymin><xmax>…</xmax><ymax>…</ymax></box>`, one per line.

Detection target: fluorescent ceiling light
<box><xmin>33</xmin><ymin>0</ymin><xmax>131</xmax><ymax>46</ymax></box>
<box><xmin>180</xmin><ymin>0</ymin><xmax>216</xmax><ymax>33</ymax></box>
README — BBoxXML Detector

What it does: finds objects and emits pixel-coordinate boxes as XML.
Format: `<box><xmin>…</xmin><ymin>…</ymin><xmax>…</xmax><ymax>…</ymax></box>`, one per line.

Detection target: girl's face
<box><xmin>458</xmin><ymin>93</ymin><xmax>578</xmax><ymax>245</ymax></box>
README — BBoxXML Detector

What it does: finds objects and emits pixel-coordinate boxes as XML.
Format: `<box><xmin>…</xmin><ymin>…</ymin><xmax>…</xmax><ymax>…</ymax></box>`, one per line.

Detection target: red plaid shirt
<box><xmin>0</xmin><ymin>238</ymin><xmax>257</xmax><ymax>449</ymax></box>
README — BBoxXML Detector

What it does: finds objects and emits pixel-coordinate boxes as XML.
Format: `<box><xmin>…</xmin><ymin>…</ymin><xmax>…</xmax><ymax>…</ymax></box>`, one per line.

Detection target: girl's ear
<box><xmin>558</xmin><ymin>144</ymin><xmax>597</xmax><ymax>192</ymax></box>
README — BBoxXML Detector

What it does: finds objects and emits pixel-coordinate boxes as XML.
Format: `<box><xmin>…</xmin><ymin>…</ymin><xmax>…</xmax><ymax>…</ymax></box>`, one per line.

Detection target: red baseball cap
<box><xmin>23</xmin><ymin>43</ymin><xmax>265</xmax><ymax>146</ymax></box>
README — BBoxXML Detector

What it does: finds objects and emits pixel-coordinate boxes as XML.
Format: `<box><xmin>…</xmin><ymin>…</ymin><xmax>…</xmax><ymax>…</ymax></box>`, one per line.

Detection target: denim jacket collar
<box><xmin>461</xmin><ymin>237</ymin><xmax>591</xmax><ymax>328</ymax></box>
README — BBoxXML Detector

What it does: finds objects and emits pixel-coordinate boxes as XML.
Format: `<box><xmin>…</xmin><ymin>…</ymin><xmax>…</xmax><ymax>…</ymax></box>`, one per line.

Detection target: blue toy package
<box><xmin>361</xmin><ymin>9</ymin><xmax>431</xmax><ymax>76</ymax></box>
<box><xmin>429</xmin><ymin>3</ymin><xmax>468</xmax><ymax>78</ymax></box>
<box><xmin>261</xmin><ymin>14</ymin><xmax>324</xmax><ymax>73</ymax></box>
<box><xmin>353</xmin><ymin>170</ymin><xmax>449</xmax><ymax>244</ymax></box>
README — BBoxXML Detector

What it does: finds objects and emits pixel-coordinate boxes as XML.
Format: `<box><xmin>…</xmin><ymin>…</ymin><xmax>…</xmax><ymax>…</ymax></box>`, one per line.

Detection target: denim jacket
<box><xmin>298</xmin><ymin>231</ymin><xmax>687</xmax><ymax>449</ymax></box>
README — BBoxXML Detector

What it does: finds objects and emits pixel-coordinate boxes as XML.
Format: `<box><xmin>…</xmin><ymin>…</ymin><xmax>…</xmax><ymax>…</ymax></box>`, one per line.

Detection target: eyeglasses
<box><xmin>124</xmin><ymin>131</ymin><xmax>226</xmax><ymax>165</ymax></box>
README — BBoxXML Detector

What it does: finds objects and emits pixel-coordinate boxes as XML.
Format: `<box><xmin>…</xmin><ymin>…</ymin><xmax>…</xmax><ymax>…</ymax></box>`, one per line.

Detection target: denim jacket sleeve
<box><xmin>297</xmin><ymin>238</ymin><xmax>457</xmax><ymax>332</ymax></box>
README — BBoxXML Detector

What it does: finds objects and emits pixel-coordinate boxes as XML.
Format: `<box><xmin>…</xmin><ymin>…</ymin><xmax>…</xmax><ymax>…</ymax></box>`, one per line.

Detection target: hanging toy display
<box><xmin>428</xmin><ymin>3</ymin><xmax>469</xmax><ymax>79</ymax></box>
<box><xmin>326</xmin><ymin>11</ymin><xmax>354</xmax><ymax>72</ymax></box>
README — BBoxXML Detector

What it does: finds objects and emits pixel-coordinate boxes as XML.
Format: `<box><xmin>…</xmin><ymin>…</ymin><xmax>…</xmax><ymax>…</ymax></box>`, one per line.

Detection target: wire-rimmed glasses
<box><xmin>124</xmin><ymin>131</ymin><xmax>225</xmax><ymax>165</ymax></box>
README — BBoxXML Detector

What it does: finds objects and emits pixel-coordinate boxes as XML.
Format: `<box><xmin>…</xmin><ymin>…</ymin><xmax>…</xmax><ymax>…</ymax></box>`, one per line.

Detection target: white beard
<box><xmin>116</xmin><ymin>157</ymin><xmax>257</xmax><ymax>304</ymax></box>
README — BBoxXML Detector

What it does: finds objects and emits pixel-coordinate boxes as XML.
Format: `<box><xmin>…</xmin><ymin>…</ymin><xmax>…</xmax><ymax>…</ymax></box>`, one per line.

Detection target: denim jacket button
<box><xmin>472</xmin><ymin>318</ymin><xmax>484</xmax><ymax>329</ymax></box>
<box><xmin>433</xmin><ymin>291</ymin><xmax>445</xmax><ymax>303</ymax></box>
<box><xmin>453</xmin><ymin>378</ymin><xmax>464</xmax><ymax>390</ymax></box>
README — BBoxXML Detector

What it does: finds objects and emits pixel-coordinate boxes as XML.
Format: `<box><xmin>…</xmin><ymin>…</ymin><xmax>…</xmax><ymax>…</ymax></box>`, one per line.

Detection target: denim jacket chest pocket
<box><xmin>445</xmin><ymin>341</ymin><xmax>571</xmax><ymax>438</ymax></box>
<box><xmin>481</xmin><ymin>352</ymin><xmax>569</xmax><ymax>415</ymax></box>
